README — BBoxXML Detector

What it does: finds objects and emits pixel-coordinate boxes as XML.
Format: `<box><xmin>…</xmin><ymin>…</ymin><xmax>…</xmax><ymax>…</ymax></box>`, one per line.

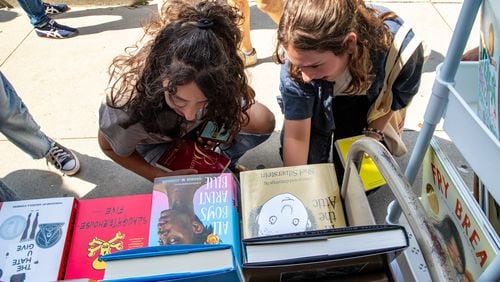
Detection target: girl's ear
<box><xmin>343</xmin><ymin>32</ymin><xmax>358</xmax><ymax>54</ymax></box>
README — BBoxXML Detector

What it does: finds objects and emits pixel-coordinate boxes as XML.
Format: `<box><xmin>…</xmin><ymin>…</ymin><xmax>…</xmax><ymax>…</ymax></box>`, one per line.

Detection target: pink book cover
<box><xmin>64</xmin><ymin>194</ymin><xmax>152</xmax><ymax>280</ymax></box>
<box><xmin>148</xmin><ymin>173</ymin><xmax>242</xmax><ymax>263</ymax></box>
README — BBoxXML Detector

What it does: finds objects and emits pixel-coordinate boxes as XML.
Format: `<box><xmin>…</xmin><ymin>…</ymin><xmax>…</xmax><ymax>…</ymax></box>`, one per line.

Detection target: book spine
<box><xmin>59</xmin><ymin>199</ymin><xmax>79</xmax><ymax>280</ymax></box>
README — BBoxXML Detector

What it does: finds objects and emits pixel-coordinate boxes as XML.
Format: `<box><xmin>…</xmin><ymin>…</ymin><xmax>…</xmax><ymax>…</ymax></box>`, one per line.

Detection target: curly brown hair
<box><xmin>274</xmin><ymin>0</ymin><xmax>397</xmax><ymax>95</ymax></box>
<box><xmin>107</xmin><ymin>0</ymin><xmax>254</xmax><ymax>138</ymax></box>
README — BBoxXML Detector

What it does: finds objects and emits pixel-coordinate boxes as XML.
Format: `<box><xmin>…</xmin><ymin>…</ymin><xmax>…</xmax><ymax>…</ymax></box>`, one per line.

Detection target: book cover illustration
<box><xmin>0</xmin><ymin>197</ymin><xmax>77</xmax><ymax>282</ymax></box>
<box><xmin>155</xmin><ymin>138</ymin><xmax>230</xmax><ymax>174</ymax></box>
<box><xmin>334</xmin><ymin>135</ymin><xmax>386</xmax><ymax>191</ymax></box>
<box><xmin>149</xmin><ymin>173</ymin><xmax>241</xmax><ymax>263</ymax></box>
<box><xmin>64</xmin><ymin>194</ymin><xmax>152</xmax><ymax>280</ymax></box>
<box><xmin>420</xmin><ymin>138</ymin><xmax>500</xmax><ymax>281</ymax></box>
<box><xmin>239</xmin><ymin>163</ymin><xmax>346</xmax><ymax>240</ymax></box>
<box><xmin>478</xmin><ymin>0</ymin><xmax>499</xmax><ymax>139</ymax></box>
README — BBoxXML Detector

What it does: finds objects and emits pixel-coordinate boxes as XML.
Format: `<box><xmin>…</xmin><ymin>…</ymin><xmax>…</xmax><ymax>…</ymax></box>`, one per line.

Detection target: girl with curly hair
<box><xmin>275</xmin><ymin>0</ymin><xmax>424</xmax><ymax>181</ymax></box>
<box><xmin>98</xmin><ymin>0</ymin><xmax>275</xmax><ymax>182</ymax></box>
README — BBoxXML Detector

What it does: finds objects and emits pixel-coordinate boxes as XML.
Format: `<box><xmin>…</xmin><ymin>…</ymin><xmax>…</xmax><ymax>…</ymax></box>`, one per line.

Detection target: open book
<box><xmin>155</xmin><ymin>138</ymin><xmax>230</xmax><ymax>174</ymax></box>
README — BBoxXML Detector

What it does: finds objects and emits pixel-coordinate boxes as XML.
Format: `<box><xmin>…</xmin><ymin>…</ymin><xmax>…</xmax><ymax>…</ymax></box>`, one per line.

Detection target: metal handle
<box><xmin>340</xmin><ymin>137</ymin><xmax>455</xmax><ymax>281</ymax></box>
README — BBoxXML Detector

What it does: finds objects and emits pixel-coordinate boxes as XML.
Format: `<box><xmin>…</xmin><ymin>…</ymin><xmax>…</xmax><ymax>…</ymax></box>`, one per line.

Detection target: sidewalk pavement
<box><xmin>0</xmin><ymin>0</ymin><xmax>478</xmax><ymax>222</ymax></box>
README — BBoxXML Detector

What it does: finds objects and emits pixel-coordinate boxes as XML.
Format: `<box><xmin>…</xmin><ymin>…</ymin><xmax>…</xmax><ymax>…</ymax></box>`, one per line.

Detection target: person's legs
<box><xmin>16</xmin><ymin>0</ymin><xmax>78</xmax><ymax>38</ymax></box>
<box><xmin>43</xmin><ymin>2</ymin><xmax>70</xmax><ymax>15</ymax></box>
<box><xmin>0</xmin><ymin>71</ymin><xmax>80</xmax><ymax>175</ymax></box>
<box><xmin>227</xmin><ymin>0</ymin><xmax>258</xmax><ymax>67</ymax></box>
<box><xmin>0</xmin><ymin>72</ymin><xmax>51</xmax><ymax>159</ymax></box>
<box><xmin>221</xmin><ymin>102</ymin><xmax>275</xmax><ymax>169</ymax></box>
<box><xmin>228</xmin><ymin>0</ymin><xmax>252</xmax><ymax>53</ymax></box>
<box><xmin>16</xmin><ymin>0</ymin><xmax>49</xmax><ymax>26</ymax></box>
<box><xmin>254</xmin><ymin>0</ymin><xmax>283</xmax><ymax>24</ymax></box>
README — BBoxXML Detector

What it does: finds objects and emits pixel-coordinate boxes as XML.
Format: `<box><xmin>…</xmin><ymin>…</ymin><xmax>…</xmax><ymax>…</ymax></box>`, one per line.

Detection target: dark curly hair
<box><xmin>274</xmin><ymin>0</ymin><xmax>397</xmax><ymax>95</ymax></box>
<box><xmin>107</xmin><ymin>0</ymin><xmax>253</xmax><ymax>138</ymax></box>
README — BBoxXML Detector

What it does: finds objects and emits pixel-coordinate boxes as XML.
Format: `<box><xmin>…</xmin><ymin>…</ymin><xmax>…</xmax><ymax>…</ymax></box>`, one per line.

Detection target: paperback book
<box><xmin>334</xmin><ymin>135</ymin><xmax>386</xmax><ymax>191</ymax></box>
<box><xmin>0</xmin><ymin>197</ymin><xmax>77</xmax><ymax>281</ymax></box>
<box><xmin>155</xmin><ymin>138</ymin><xmax>230</xmax><ymax>174</ymax></box>
<box><xmin>148</xmin><ymin>173</ymin><xmax>241</xmax><ymax>263</ymax></box>
<box><xmin>64</xmin><ymin>194</ymin><xmax>152</xmax><ymax>280</ymax></box>
<box><xmin>420</xmin><ymin>138</ymin><xmax>500</xmax><ymax>281</ymax></box>
<box><xmin>239</xmin><ymin>163</ymin><xmax>346</xmax><ymax>239</ymax></box>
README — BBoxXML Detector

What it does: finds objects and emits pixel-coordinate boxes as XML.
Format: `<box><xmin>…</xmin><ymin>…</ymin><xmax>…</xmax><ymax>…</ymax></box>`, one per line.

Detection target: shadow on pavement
<box><xmin>0</xmin><ymin>9</ymin><xmax>18</xmax><ymax>23</ymax></box>
<box><xmin>52</xmin><ymin>4</ymin><xmax>157</xmax><ymax>36</ymax></box>
<box><xmin>2</xmin><ymin>151</ymin><xmax>151</xmax><ymax>201</ymax></box>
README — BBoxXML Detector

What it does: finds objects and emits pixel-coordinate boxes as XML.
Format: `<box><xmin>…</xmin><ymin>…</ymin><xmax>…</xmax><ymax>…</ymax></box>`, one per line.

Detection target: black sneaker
<box><xmin>35</xmin><ymin>19</ymin><xmax>78</xmax><ymax>39</ymax></box>
<box><xmin>43</xmin><ymin>2</ymin><xmax>70</xmax><ymax>15</ymax></box>
<box><xmin>45</xmin><ymin>139</ymin><xmax>80</xmax><ymax>176</ymax></box>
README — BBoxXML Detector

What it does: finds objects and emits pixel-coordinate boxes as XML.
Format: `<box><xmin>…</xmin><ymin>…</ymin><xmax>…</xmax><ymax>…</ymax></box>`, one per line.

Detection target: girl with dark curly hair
<box><xmin>275</xmin><ymin>0</ymin><xmax>424</xmax><ymax>181</ymax></box>
<box><xmin>98</xmin><ymin>0</ymin><xmax>275</xmax><ymax>182</ymax></box>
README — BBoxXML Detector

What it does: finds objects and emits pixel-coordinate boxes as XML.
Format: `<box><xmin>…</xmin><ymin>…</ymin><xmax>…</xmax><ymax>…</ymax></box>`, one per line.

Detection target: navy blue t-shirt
<box><xmin>278</xmin><ymin>6</ymin><xmax>424</xmax><ymax>138</ymax></box>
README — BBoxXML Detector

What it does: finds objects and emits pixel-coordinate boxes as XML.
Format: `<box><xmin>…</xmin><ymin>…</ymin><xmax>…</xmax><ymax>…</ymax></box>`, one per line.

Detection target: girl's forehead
<box><xmin>163</xmin><ymin>80</ymin><xmax>207</xmax><ymax>101</ymax></box>
<box><xmin>285</xmin><ymin>46</ymin><xmax>332</xmax><ymax>66</ymax></box>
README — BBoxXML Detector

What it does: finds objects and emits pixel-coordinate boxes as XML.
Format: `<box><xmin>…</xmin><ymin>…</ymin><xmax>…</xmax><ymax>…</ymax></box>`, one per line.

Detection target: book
<box><xmin>155</xmin><ymin>138</ymin><xmax>230</xmax><ymax>174</ymax></box>
<box><xmin>64</xmin><ymin>194</ymin><xmax>152</xmax><ymax>281</ymax></box>
<box><xmin>242</xmin><ymin>224</ymin><xmax>408</xmax><ymax>266</ymax></box>
<box><xmin>420</xmin><ymin>138</ymin><xmax>500</xmax><ymax>281</ymax></box>
<box><xmin>334</xmin><ymin>135</ymin><xmax>386</xmax><ymax>191</ymax></box>
<box><xmin>100</xmin><ymin>244</ymin><xmax>241</xmax><ymax>282</ymax></box>
<box><xmin>148</xmin><ymin>173</ymin><xmax>241</xmax><ymax>263</ymax></box>
<box><xmin>243</xmin><ymin>253</ymin><xmax>390</xmax><ymax>282</ymax></box>
<box><xmin>239</xmin><ymin>163</ymin><xmax>346</xmax><ymax>239</ymax></box>
<box><xmin>0</xmin><ymin>197</ymin><xmax>77</xmax><ymax>281</ymax></box>
<box><xmin>478</xmin><ymin>0</ymin><xmax>500</xmax><ymax>139</ymax></box>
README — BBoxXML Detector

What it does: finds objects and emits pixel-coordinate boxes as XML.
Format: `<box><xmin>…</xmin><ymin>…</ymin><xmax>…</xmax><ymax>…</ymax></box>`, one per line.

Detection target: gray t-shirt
<box><xmin>99</xmin><ymin>101</ymin><xmax>201</xmax><ymax>157</ymax></box>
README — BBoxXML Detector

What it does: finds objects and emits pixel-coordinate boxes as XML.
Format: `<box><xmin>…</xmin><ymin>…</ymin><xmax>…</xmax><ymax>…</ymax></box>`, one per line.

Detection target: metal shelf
<box><xmin>441</xmin><ymin>62</ymin><xmax>500</xmax><ymax>202</ymax></box>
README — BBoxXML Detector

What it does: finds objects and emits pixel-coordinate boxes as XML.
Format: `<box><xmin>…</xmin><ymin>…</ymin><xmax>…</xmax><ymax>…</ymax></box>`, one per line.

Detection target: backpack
<box><xmin>367</xmin><ymin>24</ymin><xmax>423</xmax><ymax>156</ymax></box>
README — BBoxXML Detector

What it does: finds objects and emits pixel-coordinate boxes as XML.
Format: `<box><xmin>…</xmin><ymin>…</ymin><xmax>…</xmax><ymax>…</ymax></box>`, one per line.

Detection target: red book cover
<box><xmin>155</xmin><ymin>138</ymin><xmax>231</xmax><ymax>174</ymax></box>
<box><xmin>64</xmin><ymin>194</ymin><xmax>152</xmax><ymax>281</ymax></box>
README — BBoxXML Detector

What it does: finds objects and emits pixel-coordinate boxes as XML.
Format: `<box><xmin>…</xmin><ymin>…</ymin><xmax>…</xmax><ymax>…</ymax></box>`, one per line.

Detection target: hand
<box><xmin>196</xmin><ymin>137</ymin><xmax>219</xmax><ymax>150</ymax></box>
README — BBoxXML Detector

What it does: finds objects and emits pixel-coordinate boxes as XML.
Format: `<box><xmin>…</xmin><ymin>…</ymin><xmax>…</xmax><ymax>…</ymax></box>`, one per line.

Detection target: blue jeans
<box><xmin>0</xmin><ymin>71</ymin><xmax>51</xmax><ymax>159</ymax></box>
<box><xmin>137</xmin><ymin>132</ymin><xmax>272</xmax><ymax>170</ymax></box>
<box><xmin>16</xmin><ymin>0</ymin><xmax>50</xmax><ymax>27</ymax></box>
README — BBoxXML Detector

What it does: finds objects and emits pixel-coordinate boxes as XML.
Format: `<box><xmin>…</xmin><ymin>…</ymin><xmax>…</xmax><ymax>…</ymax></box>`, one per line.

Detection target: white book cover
<box><xmin>0</xmin><ymin>197</ymin><xmax>76</xmax><ymax>281</ymax></box>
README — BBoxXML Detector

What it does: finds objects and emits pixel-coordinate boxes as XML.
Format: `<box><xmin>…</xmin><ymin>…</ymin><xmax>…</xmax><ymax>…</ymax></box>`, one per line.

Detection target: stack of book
<box><xmin>0</xmin><ymin>164</ymin><xmax>413</xmax><ymax>281</ymax></box>
<box><xmin>239</xmin><ymin>163</ymin><xmax>408</xmax><ymax>281</ymax></box>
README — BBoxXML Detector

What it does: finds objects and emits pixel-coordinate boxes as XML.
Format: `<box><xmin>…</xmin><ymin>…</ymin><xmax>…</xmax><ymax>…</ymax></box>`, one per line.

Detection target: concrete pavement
<box><xmin>0</xmin><ymin>0</ymin><xmax>478</xmax><ymax>222</ymax></box>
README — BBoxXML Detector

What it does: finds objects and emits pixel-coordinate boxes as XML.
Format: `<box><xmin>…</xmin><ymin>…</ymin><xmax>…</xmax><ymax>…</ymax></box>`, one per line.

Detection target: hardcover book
<box><xmin>148</xmin><ymin>173</ymin><xmax>242</xmax><ymax>263</ymax></box>
<box><xmin>100</xmin><ymin>244</ymin><xmax>241</xmax><ymax>282</ymax></box>
<box><xmin>478</xmin><ymin>0</ymin><xmax>500</xmax><ymax>139</ymax></box>
<box><xmin>242</xmin><ymin>225</ymin><xmax>407</xmax><ymax>282</ymax></box>
<box><xmin>0</xmin><ymin>197</ymin><xmax>77</xmax><ymax>281</ymax></box>
<box><xmin>239</xmin><ymin>163</ymin><xmax>346</xmax><ymax>239</ymax></box>
<box><xmin>242</xmin><ymin>224</ymin><xmax>408</xmax><ymax>265</ymax></box>
<box><xmin>420</xmin><ymin>138</ymin><xmax>500</xmax><ymax>281</ymax></box>
<box><xmin>64</xmin><ymin>194</ymin><xmax>152</xmax><ymax>281</ymax></box>
<box><xmin>334</xmin><ymin>135</ymin><xmax>386</xmax><ymax>191</ymax></box>
<box><xmin>155</xmin><ymin>138</ymin><xmax>230</xmax><ymax>174</ymax></box>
